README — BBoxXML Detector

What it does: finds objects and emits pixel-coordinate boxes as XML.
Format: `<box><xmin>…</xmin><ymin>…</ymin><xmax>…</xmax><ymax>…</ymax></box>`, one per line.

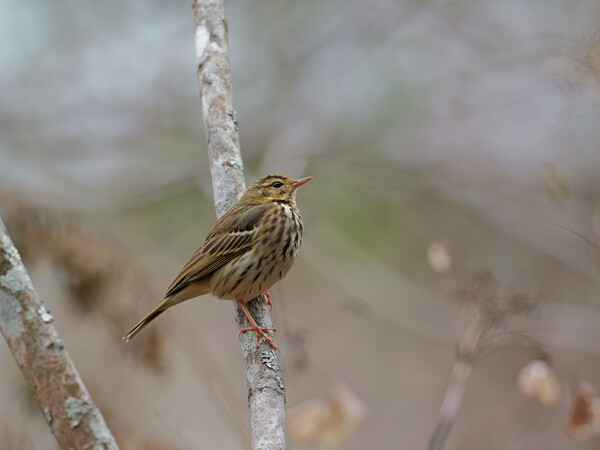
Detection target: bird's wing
<box><xmin>164</xmin><ymin>203</ymin><xmax>268</xmax><ymax>298</ymax></box>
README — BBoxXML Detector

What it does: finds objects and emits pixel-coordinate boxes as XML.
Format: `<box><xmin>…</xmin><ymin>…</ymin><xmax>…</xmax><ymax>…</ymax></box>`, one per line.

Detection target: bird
<box><xmin>124</xmin><ymin>174</ymin><xmax>311</xmax><ymax>351</ymax></box>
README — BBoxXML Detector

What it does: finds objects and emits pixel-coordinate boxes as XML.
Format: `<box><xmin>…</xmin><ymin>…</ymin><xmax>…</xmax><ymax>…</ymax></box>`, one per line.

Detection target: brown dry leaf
<box><xmin>565</xmin><ymin>383</ymin><xmax>600</xmax><ymax>440</ymax></box>
<box><xmin>288</xmin><ymin>382</ymin><xmax>369</xmax><ymax>449</ymax></box>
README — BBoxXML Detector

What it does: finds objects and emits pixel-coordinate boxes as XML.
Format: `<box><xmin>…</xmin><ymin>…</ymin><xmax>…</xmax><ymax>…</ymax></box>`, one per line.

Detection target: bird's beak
<box><xmin>291</xmin><ymin>177</ymin><xmax>312</xmax><ymax>189</ymax></box>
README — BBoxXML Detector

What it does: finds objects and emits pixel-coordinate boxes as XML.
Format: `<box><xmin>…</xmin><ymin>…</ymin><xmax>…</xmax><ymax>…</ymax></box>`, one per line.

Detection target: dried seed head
<box><xmin>457</xmin><ymin>269</ymin><xmax>496</xmax><ymax>304</ymax></box>
<box><xmin>517</xmin><ymin>360</ymin><xmax>561</xmax><ymax>407</ymax></box>
<box><xmin>506</xmin><ymin>289</ymin><xmax>538</xmax><ymax>315</ymax></box>
<box><xmin>427</xmin><ymin>238</ymin><xmax>453</xmax><ymax>274</ymax></box>
<box><xmin>541</xmin><ymin>163</ymin><xmax>570</xmax><ymax>201</ymax></box>
<box><xmin>544</xmin><ymin>27</ymin><xmax>600</xmax><ymax>101</ymax></box>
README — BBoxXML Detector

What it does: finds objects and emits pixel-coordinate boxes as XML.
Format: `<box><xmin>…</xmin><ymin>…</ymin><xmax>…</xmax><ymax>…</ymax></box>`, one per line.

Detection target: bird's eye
<box><xmin>271</xmin><ymin>181</ymin><xmax>283</xmax><ymax>188</ymax></box>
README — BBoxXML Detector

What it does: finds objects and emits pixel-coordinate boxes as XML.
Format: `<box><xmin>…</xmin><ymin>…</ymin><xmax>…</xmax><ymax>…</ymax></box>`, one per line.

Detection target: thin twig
<box><xmin>428</xmin><ymin>270</ymin><xmax>539</xmax><ymax>449</ymax></box>
<box><xmin>191</xmin><ymin>1</ymin><xmax>286</xmax><ymax>449</ymax></box>
<box><xmin>0</xmin><ymin>218</ymin><xmax>118</xmax><ymax>449</ymax></box>
<box><xmin>427</xmin><ymin>319</ymin><xmax>485</xmax><ymax>450</ymax></box>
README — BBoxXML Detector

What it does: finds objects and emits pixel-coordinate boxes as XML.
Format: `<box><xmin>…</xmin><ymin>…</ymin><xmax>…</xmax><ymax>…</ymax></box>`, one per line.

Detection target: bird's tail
<box><xmin>123</xmin><ymin>296</ymin><xmax>175</xmax><ymax>342</ymax></box>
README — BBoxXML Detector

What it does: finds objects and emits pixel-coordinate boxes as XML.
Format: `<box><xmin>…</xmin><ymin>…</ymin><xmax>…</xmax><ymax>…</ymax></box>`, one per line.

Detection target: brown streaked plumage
<box><xmin>124</xmin><ymin>174</ymin><xmax>311</xmax><ymax>350</ymax></box>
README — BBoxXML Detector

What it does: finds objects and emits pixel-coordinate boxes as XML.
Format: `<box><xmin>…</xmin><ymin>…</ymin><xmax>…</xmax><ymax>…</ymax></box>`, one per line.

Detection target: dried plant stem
<box><xmin>191</xmin><ymin>1</ymin><xmax>286</xmax><ymax>449</ymax></box>
<box><xmin>428</xmin><ymin>320</ymin><xmax>485</xmax><ymax>450</ymax></box>
<box><xmin>0</xmin><ymin>218</ymin><xmax>118</xmax><ymax>449</ymax></box>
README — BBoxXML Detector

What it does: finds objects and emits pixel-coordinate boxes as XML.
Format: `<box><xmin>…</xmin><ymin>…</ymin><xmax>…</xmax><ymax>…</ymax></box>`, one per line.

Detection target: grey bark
<box><xmin>191</xmin><ymin>1</ymin><xmax>286</xmax><ymax>449</ymax></box>
<box><xmin>0</xmin><ymin>218</ymin><xmax>118</xmax><ymax>449</ymax></box>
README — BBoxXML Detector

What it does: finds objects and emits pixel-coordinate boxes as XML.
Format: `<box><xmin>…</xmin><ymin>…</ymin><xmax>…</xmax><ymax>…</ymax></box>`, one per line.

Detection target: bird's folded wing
<box><xmin>164</xmin><ymin>203</ymin><xmax>268</xmax><ymax>298</ymax></box>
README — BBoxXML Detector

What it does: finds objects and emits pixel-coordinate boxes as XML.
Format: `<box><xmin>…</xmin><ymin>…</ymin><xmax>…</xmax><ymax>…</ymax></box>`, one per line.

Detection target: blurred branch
<box><xmin>0</xmin><ymin>218</ymin><xmax>118</xmax><ymax>449</ymax></box>
<box><xmin>191</xmin><ymin>1</ymin><xmax>286</xmax><ymax>449</ymax></box>
<box><xmin>427</xmin><ymin>319</ymin><xmax>484</xmax><ymax>450</ymax></box>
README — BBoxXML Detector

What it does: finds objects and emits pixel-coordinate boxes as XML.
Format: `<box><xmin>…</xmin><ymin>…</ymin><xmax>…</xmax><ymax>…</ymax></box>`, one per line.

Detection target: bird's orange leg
<box><xmin>263</xmin><ymin>290</ymin><xmax>272</xmax><ymax>310</ymax></box>
<box><xmin>236</xmin><ymin>299</ymin><xmax>279</xmax><ymax>351</ymax></box>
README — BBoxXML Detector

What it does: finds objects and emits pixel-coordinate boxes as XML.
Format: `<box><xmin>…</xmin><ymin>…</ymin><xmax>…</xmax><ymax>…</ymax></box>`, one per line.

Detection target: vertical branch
<box><xmin>192</xmin><ymin>0</ymin><xmax>245</xmax><ymax>215</ymax></box>
<box><xmin>0</xmin><ymin>218</ymin><xmax>118</xmax><ymax>449</ymax></box>
<box><xmin>191</xmin><ymin>1</ymin><xmax>286</xmax><ymax>449</ymax></box>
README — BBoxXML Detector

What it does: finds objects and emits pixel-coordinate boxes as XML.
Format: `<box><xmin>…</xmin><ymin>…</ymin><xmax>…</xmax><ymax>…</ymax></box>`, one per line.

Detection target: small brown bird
<box><xmin>124</xmin><ymin>174</ymin><xmax>311</xmax><ymax>350</ymax></box>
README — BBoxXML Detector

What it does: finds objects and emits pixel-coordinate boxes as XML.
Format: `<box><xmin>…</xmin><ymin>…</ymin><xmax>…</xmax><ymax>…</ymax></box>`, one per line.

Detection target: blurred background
<box><xmin>2</xmin><ymin>0</ymin><xmax>600</xmax><ymax>448</ymax></box>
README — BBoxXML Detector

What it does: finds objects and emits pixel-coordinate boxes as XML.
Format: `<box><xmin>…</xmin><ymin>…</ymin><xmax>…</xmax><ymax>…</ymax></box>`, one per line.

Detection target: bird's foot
<box><xmin>236</xmin><ymin>298</ymin><xmax>279</xmax><ymax>351</ymax></box>
<box><xmin>239</xmin><ymin>326</ymin><xmax>278</xmax><ymax>351</ymax></box>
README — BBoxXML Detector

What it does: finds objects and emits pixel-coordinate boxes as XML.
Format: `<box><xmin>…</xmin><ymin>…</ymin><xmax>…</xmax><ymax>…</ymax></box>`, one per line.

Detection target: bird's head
<box><xmin>244</xmin><ymin>174</ymin><xmax>312</xmax><ymax>205</ymax></box>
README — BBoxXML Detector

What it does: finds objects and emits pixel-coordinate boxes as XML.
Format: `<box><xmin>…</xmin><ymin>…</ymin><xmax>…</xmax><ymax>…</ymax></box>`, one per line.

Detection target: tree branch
<box><xmin>0</xmin><ymin>218</ymin><xmax>118</xmax><ymax>449</ymax></box>
<box><xmin>191</xmin><ymin>1</ymin><xmax>286</xmax><ymax>449</ymax></box>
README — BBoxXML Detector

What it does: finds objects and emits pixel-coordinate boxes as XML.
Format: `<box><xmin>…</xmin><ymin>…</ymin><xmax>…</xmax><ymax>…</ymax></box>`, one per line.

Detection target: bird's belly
<box><xmin>210</xmin><ymin>246</ymin><xmax>297</xmax><ymax>302</ymax></box>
